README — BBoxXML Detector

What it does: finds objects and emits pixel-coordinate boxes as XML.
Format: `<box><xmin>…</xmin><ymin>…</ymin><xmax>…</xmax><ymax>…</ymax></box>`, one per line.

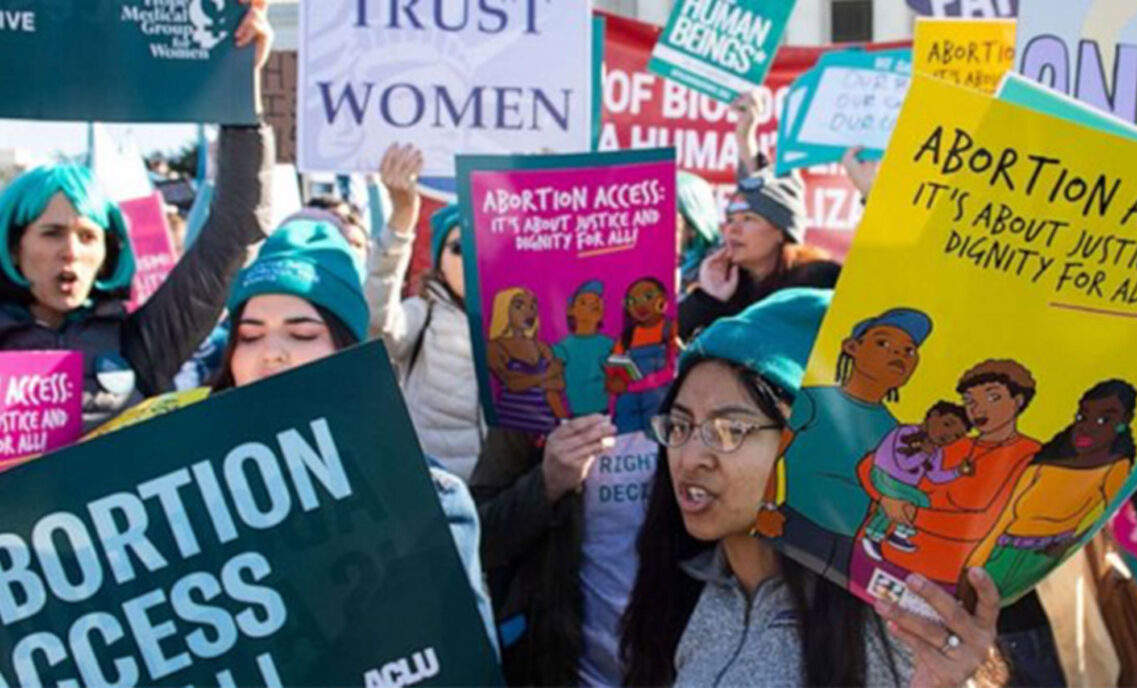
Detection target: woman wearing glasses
<box><xmin>368</xmin><ymin>145</ymin><xmax>485</xmax><ymax>482</ymax></box>
<box><xmin>622</xmin><ymin>288</ymin><xmax>1003</xmax><ymax>687</ymax></box>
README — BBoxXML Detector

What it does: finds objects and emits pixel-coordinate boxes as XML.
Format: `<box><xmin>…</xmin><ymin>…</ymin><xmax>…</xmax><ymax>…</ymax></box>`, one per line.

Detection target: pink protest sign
<box><xmin>0</xmin><ymin>351</ymin><xmax>83</xmax><ymax>472</ymax></box>
<box><xmin>458</xmin><ymin>149</ymin><xmax>678</xmax><ymax>435</ymax></box>
<box><xmin>121</xmin><ymin>192</ymin><xmax>177</xmax><ymax>312</ymax></box>
<box><xmin>1113</xmin><ymin>502</ymin><xmax>1137</xmax><ymax>559</ymax></box>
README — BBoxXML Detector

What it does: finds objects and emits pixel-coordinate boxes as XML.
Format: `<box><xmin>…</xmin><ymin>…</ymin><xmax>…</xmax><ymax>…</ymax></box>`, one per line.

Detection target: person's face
<box><xmin>508</xmin><ymin>290</ymin><xmax>538</xmax><ymax>332</ymax></box>
<box><xmin>569</xmin><ymin>291</ymin><xmax>603</xmax><ymax>333</ymax></box>
<box><xmin>626</xmin><ymin>280</ymin><xmax>665</xmax><ymax>325</ymax></box>
<box><xmin>724</xmin><ymin>209</ymin><xmax>783</xmax><ymax>267</ymax></box>
<box><xmin>230</xmin><ymin>294</ymin><xmax>337</xmax><ymax>387</ymax></box>
<box><xmin>667</xmin><ymin>361</ymin><xmax>783</xmax><ymax>542</ymax></box>
<box><xmin>842</xmin><ymin>326</ymin><xmax>919</xmax><ymax>389</ymax></box>
<box><xmin>15</xmin><ymin>193</ymin><xmax>107</xmax><ymax>317</ymax></box>
<box><xmin>1073</xmin><ymin>395</ymin><xmax>1130</xmax><ymax>454</ymax></box>
<box><xmin>962</xmin><ymin>381</ymin><xmax>1022</xmax><ymax>436</ymax></box>
<box><xmin>926</xmin><ymin>411</ymin><xmax>969</xmax><ymax>446</ymax></box>
<box><xmin>439</xmin><ymin>227</ymin><xmax>465</xmax><ymax>299</ymax></box>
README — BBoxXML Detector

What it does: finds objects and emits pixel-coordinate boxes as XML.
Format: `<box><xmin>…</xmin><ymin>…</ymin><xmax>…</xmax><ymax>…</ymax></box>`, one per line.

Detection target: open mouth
<box><xmin>676</xmin><ymin>482</ymin><xmax>716</xmax><ymax>514</ymax></box>
<box><xmin>57</xmin><ymin>269</ymin><xmax>79</xmax><ymax>295</ymax></box>
<box><xmin>974</xmin><ymin>416</ymin><xmax>989</xmax><ymax>428</ymax></box>
<box><xmin>524</xmin><ymin>316</ymin><xmax>536</xmax><ymax>328</ymax></box>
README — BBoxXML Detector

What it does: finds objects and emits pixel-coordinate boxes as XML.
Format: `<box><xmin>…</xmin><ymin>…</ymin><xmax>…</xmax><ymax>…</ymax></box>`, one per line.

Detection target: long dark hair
<box><xmin>211</xmin><ymin>301</ymin><xmax>359</xmax><ymax>391</ymax></box>
<box><xmin>1035</xmin><ymin>379</ymin><xmax>1137</xmax><ymax>465</ymax></box>
<box><xmin>620</xmin><ymin>276</ymin><xmax>668</xmax><ymax>350</ymax></box>
<box><xmin>621</xmin><ymin>358</ymin><xmax>895</xmax><ymax>687</ymax></box>
<box><xmin>423</xmin><ymin>268</ymin><xmax>466</xmax><ymax>312</ymax></box>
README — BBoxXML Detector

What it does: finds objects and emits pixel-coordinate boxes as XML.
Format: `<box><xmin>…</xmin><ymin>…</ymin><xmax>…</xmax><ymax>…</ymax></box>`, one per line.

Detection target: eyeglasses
<box><xmin>649</xmin><ymin>415</ymin><xmax>782</xmax><ymax>453</ymax></box>
<box><xmin>445</xmin><ymin>241</ymin><xmax>462</xmax><ymax>256</ymax></box>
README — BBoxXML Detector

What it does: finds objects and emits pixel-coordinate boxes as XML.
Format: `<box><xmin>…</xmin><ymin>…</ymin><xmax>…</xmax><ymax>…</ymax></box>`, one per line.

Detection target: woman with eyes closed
<box><xmin>621</xmin><ymin>288</ymin><xmax>1003</xmax><ymax>688</ymax></box>
<box><xmin>208</xmin><ymin>219</ymin><xmax>499</xmax><ymax>656</ymax></box>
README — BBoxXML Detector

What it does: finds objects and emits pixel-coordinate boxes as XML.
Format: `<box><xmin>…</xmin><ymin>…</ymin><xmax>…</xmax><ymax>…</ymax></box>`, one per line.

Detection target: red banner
<box><xmin>599</xmin><ymin>12</ymin><xmax>909</xmax><ymax>259</ymax></box>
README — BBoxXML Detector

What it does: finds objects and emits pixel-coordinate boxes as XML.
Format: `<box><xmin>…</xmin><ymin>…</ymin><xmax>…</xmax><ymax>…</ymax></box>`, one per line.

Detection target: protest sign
<box><xmin>600</xmin><ymin>12</ymin><xmax>911</xmax><ymax>258</ymax></box>
<box><xmin>0</xmin><ymin>1</ymin><xmax>255</xmax><ymax>123</ymax></box>
<box><xmin>648</xmin><ymin>0</ymin><xmax>797</xmax><ymax>104</ymax></box>
<box><xmin>997</xmin><ymin>73</ymin><xmax>1137</xmax><ymax>143</ymax></box>
<box><xmin>914</xmin><ymin>18</ymin><xmax>1016</xmax><ymax>94</ymax></box>
<box><xmin>298</xmin><ymin>0</ymin><xmax>593</xmax><ymax>177</ymax></box>
<box><xmin>1113</xmin><ymin>502</ymin><xmax>1137</xmax><ymax>560</ymax></box>
<box><xmin>766</xmin><ymin>75</ymin><xmax>1137</xmax><ymax>614</ymax></box>
<box><xmin>775</xmin><ymin>49</ymin><xmax>912</xmax><ymax>175</ymax></box>
<box><xmin>0</xmin><ymin>341</ymin><xmax>502</xmax><ymax>687</ymax></box>
<box><xmin>1016</xmin><ymin>1</ymin><xmax>1137</xmax><ymax>125</ymax></box>
<box><xmin>458</xmin><ymin>149</ymin><xmax>677</xmax><ymax>435</ymax></box>
<box><xmin>906</xmin><ymin>0</ymin><xmax>1018</xmax><ymax>17</ymax></box>
<box><xmin>121</xmin><ymin>193</ymin><xmax>177</xmax><ymax>312</ymax></box>
<box><xmin>263</xmin><ymin>51</ymin><xmax>298</xmax><ymax>164</ymax></box>
<box><xmin>0</xmin><ymin>351</ymin><xmax>82</xmax><ymax>473</ymax></box>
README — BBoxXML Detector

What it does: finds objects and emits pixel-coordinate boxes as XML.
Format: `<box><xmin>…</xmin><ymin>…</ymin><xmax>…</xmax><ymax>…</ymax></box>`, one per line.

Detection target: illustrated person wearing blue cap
<box><xmin>775</xmin><ymin>307</ymin><xmax>933</xmax><ymax>586</ymax></box>
<box><xmin>553</xmin><ymin>280</ymin><xmax>615</xmax><ymax>417</ymax></box>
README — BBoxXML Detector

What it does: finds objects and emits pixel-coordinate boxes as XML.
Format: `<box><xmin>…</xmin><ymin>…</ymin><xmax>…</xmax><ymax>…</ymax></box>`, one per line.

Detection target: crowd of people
<box><xmin>0</xmin><ymin>4</ymin><xmax>1131</xmax><ymax>687</ymax></box>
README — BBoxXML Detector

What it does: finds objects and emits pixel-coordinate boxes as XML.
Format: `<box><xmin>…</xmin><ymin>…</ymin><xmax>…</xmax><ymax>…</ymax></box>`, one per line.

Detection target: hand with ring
<box><xmin>874</xmin><ymin>568</ymin><xmax>1001</xmax><ymax>688</ymax></box>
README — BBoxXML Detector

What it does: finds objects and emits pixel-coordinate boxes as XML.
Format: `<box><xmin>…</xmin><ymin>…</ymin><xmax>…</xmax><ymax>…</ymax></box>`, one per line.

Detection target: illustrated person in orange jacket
<box><xmin>857</xmin><ymin>359</ymin><xmax>1040</xmax><ymax>590</ymax></box>
<box><xmin>965</xmin><ymin>379</ymin><xmax>1136</xmax><ymax>598</ymax></box>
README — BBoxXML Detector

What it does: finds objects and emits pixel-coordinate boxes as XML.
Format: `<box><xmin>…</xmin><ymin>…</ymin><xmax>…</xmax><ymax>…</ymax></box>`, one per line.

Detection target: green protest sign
<box><xmin>0</xmin><ymin>1</ymin><xmax>255</xmax><ymax>123</ymax></box>
<box><xmin>648</xmin><ymin>0</ymin><xmax>797</xmax><ymax>104</ymax></box>
<box><xmin>0</xmin><ymin>341</ymin><xmax>501</xmax><ymax>687</ymax></box>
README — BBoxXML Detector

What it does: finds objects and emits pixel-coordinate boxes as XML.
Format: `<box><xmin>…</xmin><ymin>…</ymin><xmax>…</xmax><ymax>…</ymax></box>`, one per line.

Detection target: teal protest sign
<box><xmin>0</xmin><ymin>341</ymin><xmax>501</xmax><ymax>687</ymax></box>
<box><xmin>648</xmin><ymin>0</ymin><xmax>797</xmax><ymax>104</ymax></box>
<box><xmin>0</xmin><ymin>1</ymin><xmax>255</xmax><ymax>123</ymax></box>
<box><xmin>775</xmin><ymin>49</ymin><xmax>912</xmax><ymax>174</ymax></box>
<box><xmin>997</xmin><ymin>73</ymin><xmax>1137</xmax><ymax>143</ymax></box>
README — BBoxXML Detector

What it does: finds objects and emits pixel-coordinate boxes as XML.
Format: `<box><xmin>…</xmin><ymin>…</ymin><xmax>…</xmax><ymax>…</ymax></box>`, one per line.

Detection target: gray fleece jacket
<box><xmin>674</xmin><ymin>547</ymin><xmax>913</xmax><ymax>688</ymax></box>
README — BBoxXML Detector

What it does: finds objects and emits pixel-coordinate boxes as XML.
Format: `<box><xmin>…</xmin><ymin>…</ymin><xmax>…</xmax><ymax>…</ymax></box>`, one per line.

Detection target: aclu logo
<box><xmin>121</xmin><ymin>0</ymin><xmax>229</xmax><ymax>61</ymax></box>
<box><xmin>364</xmin><ymin>647</ymin><xmax>440</xmax><ymax>688</ymax></box>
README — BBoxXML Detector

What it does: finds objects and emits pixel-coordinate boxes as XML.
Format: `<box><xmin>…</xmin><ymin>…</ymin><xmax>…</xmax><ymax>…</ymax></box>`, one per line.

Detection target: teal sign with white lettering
<box><xmin>0</xmin><ymin>0</ymin><xmax>255</xmax><ymax>123</ymax></box>
<box><xmin>0</xmin><ymin>341</ymin><xmax>501</xmax><ymax>687</ymax></box>
<box><xmin>648</xmin><ymin>0</ymin><xmax>798</xmax><ymax>104</ymax></box>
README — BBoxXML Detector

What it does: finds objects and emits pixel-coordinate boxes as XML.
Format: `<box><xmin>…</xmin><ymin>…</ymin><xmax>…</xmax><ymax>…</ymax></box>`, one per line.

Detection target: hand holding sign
<box><xmin>543</xmin><ymin>415</ymin><xmax>618</xmax><ymax>503</ymax></box>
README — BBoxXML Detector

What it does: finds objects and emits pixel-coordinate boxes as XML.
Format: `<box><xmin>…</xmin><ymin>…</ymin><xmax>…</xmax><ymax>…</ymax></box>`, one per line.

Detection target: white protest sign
<box><xmin>298</xmin><ymin>0</ymin><xmax>594</xmax><ymax>177</ymax></box>
<box><xmin>794</xmin><ymin>66</ymin><xmax>911</xmax><ymax>149</ymax></box>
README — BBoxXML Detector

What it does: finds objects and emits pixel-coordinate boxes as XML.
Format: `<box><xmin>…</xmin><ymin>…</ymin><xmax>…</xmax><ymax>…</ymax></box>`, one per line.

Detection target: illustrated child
<box><xmin>862</xmin><ymin>401</ymin><xmax>971</xmax><ymax>562</ymax></box>
<box><xmin>606</xmin><ymin>277</ymin><xmax>678</xmax><ymax>435</ymax></box>
<box><xmin>487</xmin><ymin>287</ymin><xmax>568</xmax><ymax>433</ymax></box>
<box><xmin>553</xmin><ymin>280</ymin><xmax>615</xmax><ymax>417</ymax></box>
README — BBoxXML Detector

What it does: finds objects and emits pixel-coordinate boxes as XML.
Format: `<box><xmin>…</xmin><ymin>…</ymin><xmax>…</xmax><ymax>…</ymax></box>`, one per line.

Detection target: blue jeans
<box><xmin>997</xmin><ymin>626</ymin><xmax>1066</xmax><ymax>687</ymax></box>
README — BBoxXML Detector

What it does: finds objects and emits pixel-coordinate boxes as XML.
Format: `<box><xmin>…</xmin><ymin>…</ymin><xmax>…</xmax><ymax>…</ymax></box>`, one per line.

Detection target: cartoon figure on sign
<box><xmin>488</xmin><ymin>287</ymin><xmax>567</xmax><ymax>433</ymax></box>
<box><xmin>965</xmin><ymin>380</ymin><xmax>1136</xmax><ymax>598</ymax></box>
<box><xmin>775</xmin><ymin>308</ymin><xmax>931</xmax><ymax>586</ymax></box>
<box><xmin>553</xmin><ymin>280</ymin><xmax>615</xmax><ymax>417</ymax></box>
<box><xmin>606</xmin><ymin>277</ymin><xmax>678</xmax><ymax>435</ymax></box>
<box><xmin>861</xmin><ymin>401</ymin><xmax>972</xmax><ymax>562</ymax></box>
<box><xmin>855</xmin><ymin>359</ymin><xmax>1041</xmax><ymax>595</ymax></box>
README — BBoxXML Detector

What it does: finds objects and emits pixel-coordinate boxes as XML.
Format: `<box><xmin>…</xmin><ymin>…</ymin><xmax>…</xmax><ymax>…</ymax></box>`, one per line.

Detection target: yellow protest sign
<box><xmin>774</xmin><ymin>75</ymin><xmax>1137</xmax><ymax>614</ymax></box>
<box><xmin>83</xmin><ymin>387</ymin><xmax>211</xmax><ymax>440</ymax></box>
<box><xmin>913</xmin><ymin>18</ymin><xmax>1016</xmax><ymax>94</ymax></box>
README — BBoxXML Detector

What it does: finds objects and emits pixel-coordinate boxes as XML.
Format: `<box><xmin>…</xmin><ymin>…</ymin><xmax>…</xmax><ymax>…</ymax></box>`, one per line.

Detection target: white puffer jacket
<box><xmin>367</xmin><ymin>226</ymin><xmax>483</xmax><ymax>482</ymax></box>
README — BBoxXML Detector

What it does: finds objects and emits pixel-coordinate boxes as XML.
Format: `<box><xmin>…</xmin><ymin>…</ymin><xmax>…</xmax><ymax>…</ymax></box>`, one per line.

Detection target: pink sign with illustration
<box><xmin>121</xmin><ymin>192</ymin><xmax>177</xmax><ymax>312</ymax></box>
<box><xmin>1113</xmin><ymin>502</ymin><xmax>1137</xmax><ymax>559</ymax></box>
<box><xmin>0</xmin><ymin>351</ymin><xmax>83</xmax><ymax>472</ymax></box>
<box><xmin>458</xmin><ymin>149</ymin><xmax>678</xmax><ymax>435</ymax></box>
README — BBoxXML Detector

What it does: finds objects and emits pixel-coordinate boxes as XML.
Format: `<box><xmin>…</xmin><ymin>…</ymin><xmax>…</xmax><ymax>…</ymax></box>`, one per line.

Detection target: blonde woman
<box><xmin>487</xmin><ymin>287</ymin><xmax>567</xmax><ymax>432</ymax></box>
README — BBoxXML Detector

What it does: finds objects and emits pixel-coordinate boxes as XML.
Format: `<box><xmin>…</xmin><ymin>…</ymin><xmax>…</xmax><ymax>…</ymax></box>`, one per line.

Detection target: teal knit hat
<box><xmin>677</xmin><ymin>171</ymin><xmax>721</xmax><ymax>246</ymax></box>
<box><xmin>680</xmin><ymin>288</ymin><xmax>833</xmax><ymax>400</ymax></box>
<box><xmin>430</xmin><ymin>204</ymin><xmax>461</xmax><ymax>265</ymax></box>
<box><xmin>227</xmin><ymin>220</ymin><xmax>369</xmax><ymax>342</ymax></box>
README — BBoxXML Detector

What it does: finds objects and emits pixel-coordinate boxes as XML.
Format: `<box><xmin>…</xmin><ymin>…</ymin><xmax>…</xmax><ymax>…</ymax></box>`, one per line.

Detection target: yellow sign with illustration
<box><xmin>913</xmin><ymin>18</ymin><xmax>1016</xmax><ymax>94</ymax></box>
<box><xmin>83</xmin><ymin>388</ymin><xmax>211</xmax><ymax>440</ymax></box>
<box><xmin>766</xmin><ymin>74</ymin><xmax>1137</xmax><ymax>615</ymax></box>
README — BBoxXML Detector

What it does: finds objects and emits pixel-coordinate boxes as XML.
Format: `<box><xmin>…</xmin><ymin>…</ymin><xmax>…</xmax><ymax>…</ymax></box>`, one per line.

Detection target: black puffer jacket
<box><xmin>470</xmin><ymin>428</ymin><xmax>583</xmax><ymax>687</ymax></box>
<box><xmin>0</xmin><ymin>125</ymin><xmax>273</xmax><ymax>430</ymax></box>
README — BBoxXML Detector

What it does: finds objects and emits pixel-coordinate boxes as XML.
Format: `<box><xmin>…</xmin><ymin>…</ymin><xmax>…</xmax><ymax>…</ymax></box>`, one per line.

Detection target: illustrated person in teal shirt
<box><xmin>554</xmin><ymin>280</ymin><xmax>616</xmax><ymax>416</ymax></box>
<box><xmin>776</xmin><ymin>307</ymin><xmax>932</xmax><ymax>586</ymax></box>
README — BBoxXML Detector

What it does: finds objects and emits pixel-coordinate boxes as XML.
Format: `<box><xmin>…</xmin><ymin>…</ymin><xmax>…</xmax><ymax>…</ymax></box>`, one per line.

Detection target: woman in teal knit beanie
<box><xmin>212</xmin><ymin>219</ymin><xmax>369</xmax><ymax>389</ymax></box>
<box><xmin>677</xmin><ymin>171</ymin><xmax>722</xmax><ymax>293</ymax></box>
<box><xmin>622</xmin><ymin>288</ymin><xmax>1003</xmax><ymax>688</ymax></box>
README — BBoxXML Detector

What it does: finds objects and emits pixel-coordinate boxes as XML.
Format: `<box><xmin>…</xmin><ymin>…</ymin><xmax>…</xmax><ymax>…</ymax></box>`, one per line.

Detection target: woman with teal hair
<box><xmin>0</xmin><ymin>3</ymin><xmax>274</xmax><ymax>431</ymax></box>
<box><xmin>677</xmin><ymin>171</ymin><xmax>722</xmax><ymax>293</ymax></box>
